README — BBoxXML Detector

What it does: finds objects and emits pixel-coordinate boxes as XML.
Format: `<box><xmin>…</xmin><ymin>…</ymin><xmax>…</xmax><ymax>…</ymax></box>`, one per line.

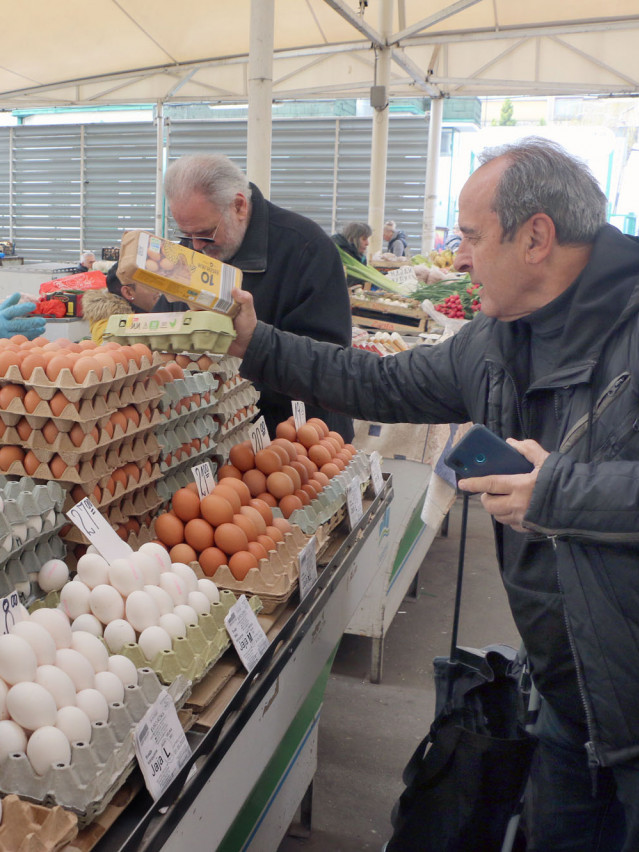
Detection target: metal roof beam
<box><xmin>391</xmin><ymin>0</ymin><xmax>483</xmax><ymax>44</ymax></box>
<box><xmin>321</xmin><ymin>0</ymin><xmax>384</xmax><ymax>46</ymax></box>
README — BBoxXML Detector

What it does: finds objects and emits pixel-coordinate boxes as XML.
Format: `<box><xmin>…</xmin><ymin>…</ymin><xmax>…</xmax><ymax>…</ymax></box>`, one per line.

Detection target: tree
<box><xmin>498</xmin><ymin>98</ymin><xmax>516</xmax><ymax>126</ymax></box>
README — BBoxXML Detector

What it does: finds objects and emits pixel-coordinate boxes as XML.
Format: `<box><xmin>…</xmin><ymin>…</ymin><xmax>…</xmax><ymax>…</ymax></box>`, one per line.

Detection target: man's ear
<box><xmin>233</xmin><ymin>193</ymin><xmax>250</xmax><ymax>221</ymax></box>
<box><xmin>525</xmin><ymin>213</ymin><xmax>555</xmax><ymax>264</ymax></box>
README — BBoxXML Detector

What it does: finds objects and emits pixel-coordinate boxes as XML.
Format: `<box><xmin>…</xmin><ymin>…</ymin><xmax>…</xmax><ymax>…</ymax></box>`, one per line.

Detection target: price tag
<box><xmin>292</xmin><ymin>401</ymin><xmax>306</xmax><ymax>431</ymax></box>
<box><xmin>298</xmin><ymin>536</ymin><xmax>318</xmax><ymax>600</ymax></box>
<box><xmin>191</xmin><ymin>460</ymin><xmax>215</xmax><ymax>499</ymax></box>
<box><xmin>224</xmin><ymin>595</ymin><xmax>270</xmax><ymax>672</ymax></box>
<box><xmin>248</xmin><ymin>416</ymin><xmax>271</xmax><ymax>452</ymax></box>
<box><xmin>369</xmin><ymin>451</ymin><xmax>384</xmax><ymax>496</ymax></box>
<box><xmin>134</xmin><ymin>690</ymin><xmax>192</xmax><ymax>801</ymax></box>
<box><xmin>66</xmin><ymin>498</ymin><xmax>133</xmax><ymax>561</ymax></box>
<box><xmin>0</xmin><ymin>590</ymin><xmax>22</xmax><ymax>636</ymax></box>
<box><xmin>346</xmin><ymin>477</ymin><xmax>364</xmax><ymax>529</ymax></box>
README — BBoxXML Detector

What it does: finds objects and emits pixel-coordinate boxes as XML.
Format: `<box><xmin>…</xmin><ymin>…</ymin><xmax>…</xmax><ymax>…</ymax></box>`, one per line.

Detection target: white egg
<box><xmin>59</xmin><ymin>580</ymin><xmax>91</xmax><ymax>621</ymax></box>
<box><xmin>75</xmin><ymin>553</ymin><xmax>110</xmax><ymax>589</ymax></box>
<box><xmin>11</xmin><ymin>522</ymin><xmax>27</xmax><ymax>546</ymax></box>
<box><xmin>171</xmin><ymin>562</ymin><xmax>199</xmax><ymax>593</ymax></box>
<box><xmin>55</xmin><ymin>648</ymin><xmax>95</xmax><ymax>692</ymax></box>
<box><xmin>0</xmin><ymin>634</ymin><xmax>37</xmax><ymax>684</ymax></box>
<box><xmin>10</xmin><ymin>621</ymin><xmax>56</xmax><ymax>666</ymax></box>
<box><xmin>43</xmin><ymin>508</ymin><xmax>56</xmax><ymax>529</ymax></box>
<box><xmin>173</xmin><ymin>604</ymin><xmax>199</xmax><ymax>627</ymax></box>
<box><xmin>107</xmin><ymin>655</ymin><xmax>138</xmax><ymax>688</ymax></box>
<box><xmin>71</xmin><ymin>613</ymin><xmax>103</xmax><ymax>637</ymax></box>
<box><xmin>75</xmin><ymin>688</ymin><xmax>109</xmax><ymax>724</ymax></box>
<box><xmin>29</xmin><ymin>608</ymin><xmax>72</xmax><ymax>649</ymax></box>
<box><xmin>159</xmin><ymin>572</ymin><xmax>188</xmax><ymax>606</ymax></box>
<box><xmin>70</xmin><ymin>631</ymin><xmax>109</xmax><ymax>673</ymax></box>
<box><xmin>138</xmin><ymin>626</ymin><xmax>172</xmax><ymax>662</ymax></box>
<box><xmin>37</xmin><ymin>559</ymin><xmax>69</xmax><ymax>593</ymax></box>
<box><xmin>103</xmin><ymin>619</ymin><xmax>136</xmax><ymax>654</ymax></box>
<box><xmin>56</xmin><ymin>705</ymin><xmax>92</xmax><ymax>745</ymax></box>
<box><xmin>158</xmin><ymin>613</ymin><xmax>187</xmax><ymax>640</ymax></box>
<box><xmin>26</xmin><ymin>515</ymin><xmax>43</xmax><ymax>536</ymax></box>
<box><xmin>130</xmin><ymin>550</ymin><xmax>162</xmax><ymax>586</ymax></box>
<box><xmin>125</xmin><ymin>590</ymin><xmax>160</xmax><ymax>633</ymax></box>
<box><xmin>0</xmin><ymin>719</ymin><xmax>27</xmax><ymax>761</ymax></box>
<box><xmin>14</xmin><ymin>579</ymin><xmax>30</xmax><ymax>598</ymax></box>
<box><xmin>17</xmin><ymin>604</ymin><xmax>30</xmax><ymax>621</ymax></box>
<box><xmin>0</xmin><ymin>679</ymin><xmax>7</xmax><ymax>721</ymax></box>
<box><xmin>197</xmin><ymin>578</ymin><xmax>220</xmax><ymax>605</ymax></box>
<box><xmin>143</xmin><ymin>584</ymin><xmax>174</xmax><ymax>616</ymax></box>
<box><xmin>138</xmin><ymin>542</ymin><xmax>172</xmax><ymax>573</ymax></box>
<box><xmin>27</xmin><ymin>725</ymin><xmax>71</xmax><ymax>775</ymax></box>
<box><xmin>108</xmin><ymin>557</ymin><xmax>145</xmax><ymax>597</ymax></box>
<box><xmin>94</xmin><ymin>671</ymin><xmax>125</xmax><ymax>705</ymax></box>
<box><xmin>188</xmin><ymin>591</ymin><xmax>211</xmax><ymax>617</ymax></box>
<box><xmin>89</xmin><ymin>584</ymin><xmax>125</xmax><ymax>624</ymax></box>
<box><xmin>35</xmin><ymin>665</ymin><xmax>76</xmax><ymax>709</ymax></box>
<box><xmin>6</xmin><ymin>682</ymin><xmax>57</xmax><ymax>731</ymax></box>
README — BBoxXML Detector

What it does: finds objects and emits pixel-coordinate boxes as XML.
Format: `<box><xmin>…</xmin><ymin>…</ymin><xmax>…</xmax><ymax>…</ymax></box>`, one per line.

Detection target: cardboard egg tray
<box><xmin>104</xmin><ymin>310</ymin><xmax>236</xmax><ymax>355</ymax></box>
<box><xmin>216</xmin><ymin>402</ymin><xmax>260</xmax><ymax>440</ymax></box>
<box><xmin>157</xmin><ymin>413</ymin><xmax>218</xmax><ymax>460</ymax></box>
<box><xmin>0</xmin><ymin>354</ymin><xmax>161</xmax><ymax>402</ymax></box>
<box><xmin>0</xmin><ymin>394</ymin><xmax>113</xmax><ymax>430</ymax></box>
<box><xmin>157</xmin><ymin>373</ymin><xmax>220</xmax><ymax>419</ymax></box>
<box><xmin>0</xmin><ymin>668</ymin><xmax>190</xmax><ymax>828</ymax></box>
<box><xmin>158</xmin><ymin>444</ymin><xmax>218</xmax><ymax>481</ymax></box>
<box><xmin>2</xmin><ymin>535</ymin><xmax>67</xmax><ymax>604</ymax></box>
<box><xmin>0</xmin><ymin>795</ymin><xmax>78</xmax><ymax>852</ymax></box>
<box><xmin>212</xmin><ymin>421</ymin><xmax>254</xmax><ymax>463</ymax></box>
<box><xmin>211</xmin><ymin>385</ymin><xmax>260</xmax><ymax>426</ymax></box>
<box><xmin>179</xmin><ymin>354</ymin><xmax>242</xmax><ymax>383</ymax></box>
<box><xmin>209</xmin><ymin>528</ymin><xmax>307</xmax><ymax>614</ymax></box>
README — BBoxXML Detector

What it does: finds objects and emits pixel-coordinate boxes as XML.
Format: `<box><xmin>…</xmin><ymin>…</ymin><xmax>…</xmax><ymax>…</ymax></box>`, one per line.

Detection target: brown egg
<box><xmin>278</xmin><ymin>494</ymin><xmax>303</xmax><ymax>519</ymax></box>
<box><xmin>294</xmin><ymin>488</ymin><xmax>311</xmax><ymax>506</ymax></box>
<box><xmin>22</xmin><ymin>389</ymin><xmax>41</xmax><ymax>414</ymax></box>
<box><xmin>296</xmin><ymin>423</ymin><xmax>321</xmax><ymax>448</ymax></box>
<box><xmin>308</xmin><ymin>444</ymin><xmax>332</xmax><ymax>467</ymax></box>
<box><xmin>270</xmin><ymin>438</ymin><xmax>297</xmax><ymax>463</ymax></box>
<box><xmin>327</xmin><ymin>430</ymin><xmax>345</xmax><ymax>448</ymax></box>
<box><xmin>265</xmin><ymin>524</ymin><xmax>284</xmax><ymax>544</ymax></box>
<box><xmin>9</xmin><ymin>334</ymin><xmax>29</xmax><ymax>345</ymax></box>
<box><xmin>171</xmin><ymin>487</ymin><xmax>201</xmax><ymax>522</ymax></box>
<box><xmin>256</xmin><ymin>491</ymin><xmax>278</xmax><ymax>508</ymax></box>
<box><xmin>155</xmin><ymin>513</ymin><xmax>185</xmax><ymax>547</ymax></box>
<box><xmin>45</xmin><ymin>355</ymin><xmax>73</xmax><ymax>381</ymax></box>
<box><xmin>49</xmin><ymin>455</ymin><xmax>68</xmax><ymax>479</ymax></box>
<box><xmin>123</xmin><ymin>463</ymin><xmax>141</xmax><ymax>484</ymax></box>
<box><xmin>254</xmin><ymin>448</ymin><xmax>283</xmax><ymax>475</ymax></box>
<box><xmin>0</xmin><ymin>350</ymin><xmax>21</xmax><ymax>377</ymax></box>
<box><xmin>247</xmin><ymin>541</ymin><xmax>269</xmax><ymax>562</ymax></box>
<box><xmin>312</xmin><ymin>471</ymin><xmax>330</xmax><ymax>489</ymax></box>
<box><xmin>292</xmin><ymin>441</ymin><xmax>308</xmax><ymax>457</ymax></box>
<box><xmin>0</xmin><ymin>384</ymin><xmax>25</xmax><ymax>409</ymax></box>
<box><xmin>257</xmin><ymin>534</ymin><xmax>277</xmax><ymax>553</ymax></box>
<box><xmin>124</xmin><ymin>518</ymin><xmax>140</xmax><ymax>534</ymax></box>
<box><xmin>40</xmin><ymin>420</ymin><xmax>58</xmax><ymax>444</ymax></box>
<box><xmin>275</xmin><ymin>420</ymin><xmax>297</xmax><ymax>441</ymax></box>
<box><xmin>239</xmin><ymin>505</ymin><xmax>267</xmax><ymax>535</ymax></box>
<box><xmin>231</xmin><ymin>513</ymin><xmax>259</xmax><ymax>542</ymax></box>
<box><xmin>121</xmin><ymin>405</ymin><xmax>140</xmax><ymax>428</ymax></box>
<box><xmin>266</xmin><ymin>471</ymin><xmax>295</xmax><ymax>500</ymax></box>
<box><xmin>69</xmin><ymin>423</ymin><xmax>88</xmax><ymax>447</ymax></box>
<box><xmin>228</xmin><ymin>550</ymin><xmax>258</xmax><ymax>581</ymax></box>
<box><xmin>243</xmin><ymin>468</ymin><xmax>267</xmax><ymax>498</ymax></box>
<box><xmin>332</xmin><ymin>457</ymin><xmax>346</xmax><ymax>471</ymax></box>
<box><xmin>214</xmin><ymin>523</ymin><xmax>249</xmax><ymax>555</ymax></box>
<box><xmin>343</xmin><ymin>443</ymin><xmax>357</xmax><ymax>456</ymax></box>
<box><xmin>320</xmin><ymin>462</ymin><xmax>341</xmax><ymax>479</ymax></box>
<box><xmin>129</xmin><ymin>343</ymin><xmax>152</xmax><ymax>365</ymax></box>
<box><xmin>281</xmin><ymin>464</ymin><xmax>302</xmax><ymax>491</ymax></box>
<box><xmin>248</xmin><ymin>498</ymin><xmax>274</xmax><ymax>526</ymax></box>
<box><xmin>103</xmin><ymin>476</ymin><xmax>116</xmax><ymax>497</ymax></box>
<box><xmin>93</xmin><ymin>351</ymin><xmax>117</xmax><ymax>379</ymax></box>
<box><xmin>23</xmin><ymin>451</ymin><xmax>40</xmax><ymax>476</ymax></box>
<box><xmin>219</xmin><ymin>477</ymin><xmax>252</xmax><ymax>506</ymax></box>
<box><xmin>20</xmin><ymin>351</ymin><xmax>47</xmax><ymax>380</ymax></box>
<box><xmin>112</xmin><ymin>468</ymin><xmax>128</xmax><ymax>491</ymax></box>
<box><xmin>198</xmin><ymin>546</ymin><xmax>228</xmax><ymax>577</ymax></box>
<box><xmin>301</xmin><ymin>483</ymin><xmax>318</xmax><ymax>501</ymax></box>
<box><xmin>184</xmin><ymin>518</ymin><xmax>215</xmax><ymax>552</ymax></box>
<box><xmin>197</xmin><ymin>354</ymin><xmax>212</xmax><ymax>371</ymax></box>
<box><xmin>169</xmin><ymin>543</ymin><xmax>198</xmax><ymax>564</ymax></box>
<box><xmin>268</xmin><ymin>444</ymin><xmax>289</xmax><ymax>466</ymax></box>
<box><xmin>271</xmin><ymin>516</ymin><xmax>294</xmax><ymax>535</ymax></box>
<box><xmin>289</xmin><ymin>460</ymin><xmax>309</xmax><ymax>485</ymax></box>
<box><xmin>0</xmin><ymin>446</ymin><xmax>24</xmax><ymax>472</ymax></box>
<box><xmin>229</xmin><ymin>442</ymin><xmax>255</xmax><ymax>472</ymax></box>
<box><xmin>72</xmin><ymin>357</ymin><xmax>103</xmax><ymax>383</ymax></box>
<box><xmin>336</xmin><ymin>449</ymin><xmax>352</xmax><ymax>465</ymax></box>
<box><xmin>217</xmin><ymin>464</ymin><xmax>243</xmax><ymax>481</ymax></box>
<box><xmin>307</xmin><ymin>417</ymin><xmax>329</xmax><ymax>438</ymax></box>
<box><xmin>49</xmin><ymin>392</ymin><xmax>77</xmax><ymax>417</ymax></box>
<box><xmin>200</xmin><ymin>494</ymin><xmax>234</xmax><ymax>527</ymax></box>
<box><xmin>15</xmin><ymin>418</ymin><xmax>32</xmax><ymax>441</ymax></box>
<box><xmin>165</xmin><ymin>361</ymin><xmax>184</xmax><ymax>380</ymax></box>
<box><xmin>211</xmin><ymin>484</ymin><xmax>242</xmax><ymax>514</ymax></box>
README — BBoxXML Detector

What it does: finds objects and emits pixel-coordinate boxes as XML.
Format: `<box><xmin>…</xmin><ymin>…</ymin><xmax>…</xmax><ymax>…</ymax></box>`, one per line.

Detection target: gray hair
<box><xmin>342</xmin><ymin>222</ymin><xmax>372</xmax><ymax>244</ymax></box>
<box><xmin>80</xmin><ymin>251</ymin><xmax>95</xmax><ymax>264</ymax></box>
<box><xmin>164</xmin><ymin>153</ymin><xmax>252</xmax><ymax>208</ymax></box>
<box><xmin>384</xmin><ymin>220</ymin><xmax>396</xmax><ymax>230</ymax></box>
<box><xmin>478</xmin><ymin>137</ymin><xmax>607</xmax><ymax>244</ymax></box>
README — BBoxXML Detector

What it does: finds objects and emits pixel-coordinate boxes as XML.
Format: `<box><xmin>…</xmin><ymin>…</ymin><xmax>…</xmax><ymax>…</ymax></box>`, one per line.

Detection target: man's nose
<box><xmin>453</xmin><ymin>244</ymin><xmax>470</xmax><ymax>272</ymax></box>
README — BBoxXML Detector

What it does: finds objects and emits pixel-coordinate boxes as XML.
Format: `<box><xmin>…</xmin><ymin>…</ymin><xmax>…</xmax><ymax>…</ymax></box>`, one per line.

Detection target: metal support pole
<box><xmin>155</xmin><ymin>101</ymin><xmax>165</xmax><ymax>237</ymax></box>
<box><xmin>247</xmin><ymin>0</ymin><xmax>274</xmax><ymax>197</ymax></box>
<box><xmin>422</xmin><ymin>96</ymin><xmax>444</xmax><ymax>253</ymax></box>
<box><xmin>368</xmin><ymin>0</ymin><xmax>393</xmax><ymax>255</ymax></box>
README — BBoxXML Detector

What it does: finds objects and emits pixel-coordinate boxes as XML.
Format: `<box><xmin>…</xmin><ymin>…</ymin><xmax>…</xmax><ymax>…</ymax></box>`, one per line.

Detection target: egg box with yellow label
<box><xmin>103</xmin><ymin>309</ymin><xmax>236</xmax><ymax>356</ymax></box>
<box><xmin>117</xmin><ymin>230</ymin><xmax>242</xmax><ymax>316</ymax></box>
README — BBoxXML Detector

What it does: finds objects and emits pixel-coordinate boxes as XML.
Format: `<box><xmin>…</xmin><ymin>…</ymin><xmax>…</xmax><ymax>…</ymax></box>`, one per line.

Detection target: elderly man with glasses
<box><xmin>164</xmin><ymin>153</ymin><xmax>354</xmax><ymax>442</ymax></box>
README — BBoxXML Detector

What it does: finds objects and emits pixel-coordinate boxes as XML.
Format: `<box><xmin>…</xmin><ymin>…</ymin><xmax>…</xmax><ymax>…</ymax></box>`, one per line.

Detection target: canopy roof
<box><xmin>2</xmin><ymin>1</ymin><xmax>639</xmax><ymax>109</ymax></box>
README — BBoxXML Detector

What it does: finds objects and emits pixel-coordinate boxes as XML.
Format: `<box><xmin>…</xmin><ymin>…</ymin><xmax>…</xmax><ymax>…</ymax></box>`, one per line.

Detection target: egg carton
<box><xmin>119</xmin><ymin>589</ymin><xmax>247</xmax><ymax>685</ymax></box>
<box><xmin>0</xmin><ymin>354</ymin><xmax>161</xmax><ymax>402</ymax></box>
<box><xmin>0</xmin><ymin>483</ymin><xmax>66</xmax><ymax>566</ymax></box>
<box><xmin>210</xmin><ymin>386</ymin><xmax>260</xmax><ymax>425</ymax></box>
<box><xmin>103</xmin><ymin>310</ymin><xmax>236</xmax><ymax>355</ymax></box>
<box><xmin>0</xmin><ymin>668</ymin><xmax>190</xmax><ymax>828</ymax></box>
<box><xmin>1</xmin><ymin>534</ymin><xmax>67</xmax><ymax>603</ymax></box>
<box><xmin>0</xmin><ymin>795</ymin><xmax>78</xmax><ymax>851</ymax></box>
<box><xmin>0</xmin><ymin>394</ymin><xmax>113</xmax><ymax>429</ymax></box>
<box><xmin>209</xmin><ymin>529</ymin><xmax>308</xmax><ymax>614</ymax></box>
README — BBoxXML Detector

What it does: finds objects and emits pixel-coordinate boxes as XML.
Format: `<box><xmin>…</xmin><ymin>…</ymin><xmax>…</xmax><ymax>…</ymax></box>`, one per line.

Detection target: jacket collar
<box><xmin>229</xmin><ymin>182</ymin><xmax>268</xmax><ymax>273</ymax></box>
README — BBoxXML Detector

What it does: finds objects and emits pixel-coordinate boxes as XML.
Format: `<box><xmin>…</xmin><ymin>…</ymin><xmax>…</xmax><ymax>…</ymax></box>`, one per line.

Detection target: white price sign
<box><xmin>191</xmin><ymin>460</ymin><xmax>216</xmax><ymax>499</ymax></box>
<box><xmin>0</xmin><ymin>590</ymin><xmax>23</xmax><ymax>635</ymax></box>
<box><xmin>369</xmin><ymin>451</ymin><xmax>384</xmax><ymax>496</ymax></box>
<box><xmin>224</xmin><ymin>595</ymin><xmax>270</xmax><ymax>672</ymax></box>
<box><xmin>248</xmin><ymin>416</ymin><xmax>271</xmax><ymax>452</ymax></box>
<box><xmin>292</xmin><ymin>401</ymin><xmax>306</xmax><ymax>431</ymax></box>
<box><xmin>346</xmin><ymin>477</ymin><xmax>364</xmax><ymax>529</ymax></box>
<box><xmin>66</xmin><ymin>497</ymin><xmax>133</xmax><ymax>561</ymax></box>
<box><xmin>298</xmin><ymin>536</ymin><xmax>318</xmax><ymax>600</ymax></box>
<box><xmin>134</xmin><ymin>690</ymin><xmax>192</xmax><ymax>801</ymax></box>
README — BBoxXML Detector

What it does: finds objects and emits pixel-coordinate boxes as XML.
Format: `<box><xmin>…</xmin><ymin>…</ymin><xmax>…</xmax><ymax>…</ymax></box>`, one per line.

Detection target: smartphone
<box><xmin>444</xmin><ymin>424</ymin><xmax>534</xmax><ymax>478</ymax></box>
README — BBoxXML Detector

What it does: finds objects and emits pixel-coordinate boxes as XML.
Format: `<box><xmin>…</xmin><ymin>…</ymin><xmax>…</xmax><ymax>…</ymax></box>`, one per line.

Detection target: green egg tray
<box><xmin>104</xmin><ymin>310</ymin><xmax>236</xmax><ymax>355</ymax></box>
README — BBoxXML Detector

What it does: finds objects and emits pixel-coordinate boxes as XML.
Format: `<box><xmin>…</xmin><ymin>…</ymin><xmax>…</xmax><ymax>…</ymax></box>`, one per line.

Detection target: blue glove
<box><xmin>0</xmin><ymin>292</ymin><xmax>46</xmax><ymax>341</ymax></box>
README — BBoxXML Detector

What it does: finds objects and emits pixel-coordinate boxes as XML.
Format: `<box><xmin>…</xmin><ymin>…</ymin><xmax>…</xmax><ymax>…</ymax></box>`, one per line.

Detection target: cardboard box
<box><xmin>44</xmin><ymin>291</ymin><xmax>84</xmax><ymax>317</ymax></box>
<box><xmin>118</xmin><ymin>230</ymin><xmax>242</xmax><ymax>315</ymax></box>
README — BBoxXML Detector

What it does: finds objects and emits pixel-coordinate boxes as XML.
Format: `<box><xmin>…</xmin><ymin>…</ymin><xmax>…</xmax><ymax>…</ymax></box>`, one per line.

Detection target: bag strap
<box><xmin>449</xmin><ymin>492</ymin><xmax>470</xmax><ymax>664</ymax></box>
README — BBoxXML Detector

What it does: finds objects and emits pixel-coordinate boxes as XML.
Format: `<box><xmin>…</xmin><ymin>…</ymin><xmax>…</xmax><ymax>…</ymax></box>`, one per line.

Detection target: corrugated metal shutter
<box><xmin>0</xmin><ymin>130</ymin><xmax>10</xmax><ymax>247</ymax></box>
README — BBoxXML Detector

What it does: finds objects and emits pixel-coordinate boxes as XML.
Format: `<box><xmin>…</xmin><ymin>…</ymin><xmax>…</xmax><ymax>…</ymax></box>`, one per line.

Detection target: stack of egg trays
<box><xmin>210</xmin><ymin>383</ymin><xmax>259</xmax><ymax>427</ymax></box>
<box><xmin>0</xmin><ymin>478</ymin><xmax>67</xmax><ymax>600</ymax></box>
<box><xmin>180</xmin><ymin>354</ymin><xmax>242</xmax><ymax>384</ymax></box>
<box><xmin>157</xmin><ymin>414</ymin><xmax>219</xmax><ymax>476</ymax></box>
<box><xmin>157</xmin><ymin>371</ymin><xmax>220</xmax><ymax>421</ymax></box>
<box><xmin>0</xmin><ymin>668</ymin><xmax>191</xmax><ymax>828</ymax></box>
<box><xmin>118</xmin><ymin>589</ymin><xmax>259</xmax><ymax>686</ymax></box>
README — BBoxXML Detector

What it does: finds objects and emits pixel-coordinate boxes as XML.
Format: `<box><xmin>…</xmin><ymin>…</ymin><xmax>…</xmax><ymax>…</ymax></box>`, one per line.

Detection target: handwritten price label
<box><xmin>67</xmin><ymin>498</ymin><xmax>133</xmax><ymax>561</ymax></box>
<box><xmin>292</xmin><ymin>401</ymin><xmax>306</xmax><ymax>431</ymax></box>
<box><xmin>248</xmin><ymin>416</ymin><xmax>271</xmax><ymax>452</ymax></box>
<box><xmin>191</xmin><ymin>460</ymin><xmax>216</xmax><ymax>499</ymax></box>
<box><xmin>224</xmin><ymin>595</ymin><xmax>270</xmax><ymax>672</ymax></box>
<box><xmin>0</xmin><ymin>591</ymin><xmax>22</xmax><ymax>635</ymax></box>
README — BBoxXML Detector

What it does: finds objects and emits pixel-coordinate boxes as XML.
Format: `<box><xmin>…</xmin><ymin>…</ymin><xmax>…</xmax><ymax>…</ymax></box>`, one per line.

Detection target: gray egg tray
<box><xmin>104</xmin><ymin>310</ymin><xmax>236</xmax><ymax>355</ymax></box>
<box><xmin>0</xmin><ymin>668</ymin><xmax>190</xmax><ymax>828</ymax></box>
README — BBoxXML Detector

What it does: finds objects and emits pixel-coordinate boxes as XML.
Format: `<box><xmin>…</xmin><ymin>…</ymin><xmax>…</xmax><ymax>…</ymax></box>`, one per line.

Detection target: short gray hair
<box><xmin>478</xmin><ymin>137</ymin><xmax>607</xmax><ymax>245</ymax></box>
<box><xmin>342</xmin><ymin>222</ymin><xmax>372</xmax><ymax>244</ymax></box>
<box><xmin>164</xmin><ymin>153</ymin><xmax>252</xmax><ymax>208</ymax></box>
<box><xmin>384</xmin><ymin>220</ymin><xmax>396</xmax><ymax>230</ymax></box>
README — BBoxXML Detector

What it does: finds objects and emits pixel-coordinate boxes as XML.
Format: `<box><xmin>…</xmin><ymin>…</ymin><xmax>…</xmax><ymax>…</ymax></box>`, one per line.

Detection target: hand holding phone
<box><xmin>444</xmin><ymin>424</ymin><xmax>534</xmax><ymax>478</ymax></box>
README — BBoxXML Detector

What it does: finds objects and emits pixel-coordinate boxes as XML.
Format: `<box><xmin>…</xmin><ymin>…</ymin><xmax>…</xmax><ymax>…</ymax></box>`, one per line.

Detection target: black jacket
<box><xmin>239</xmin><ymin>224</ymin><xmax>639</xmax><ymax>768</ymax></box>
<box><xmin>185</xmin><ymin>184</ymin><xmax>354</xmax><ymax>441</ymax></box>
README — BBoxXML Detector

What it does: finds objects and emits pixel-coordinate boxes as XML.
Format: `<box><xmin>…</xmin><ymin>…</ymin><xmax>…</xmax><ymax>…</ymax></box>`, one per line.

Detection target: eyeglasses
<box><xmin>179</xmin><ymin>217</ymin><xmax>223</xmax><ymax>246</ymax></box>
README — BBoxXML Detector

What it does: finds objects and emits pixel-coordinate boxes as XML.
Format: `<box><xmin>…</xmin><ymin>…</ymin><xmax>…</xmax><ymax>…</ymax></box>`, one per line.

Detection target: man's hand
<box><xmin>228</xmin><ymin>288</ymin><xmax>258</xmax><ymax>358</ymax></box>
<box><xmin>458</xmin><ymin>438</ymin><xmax>549</xmax><ymax>532</ymax></box>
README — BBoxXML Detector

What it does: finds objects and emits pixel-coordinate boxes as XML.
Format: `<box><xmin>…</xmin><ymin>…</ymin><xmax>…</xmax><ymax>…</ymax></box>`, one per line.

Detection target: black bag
<box><xmin>386</xmin><ymin>496</ymin><xmax>538</xmax><ymax>852</ymax></box>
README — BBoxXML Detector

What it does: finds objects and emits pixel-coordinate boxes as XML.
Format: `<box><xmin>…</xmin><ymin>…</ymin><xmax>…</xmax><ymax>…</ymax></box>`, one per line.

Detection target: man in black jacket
<box><xmin>164</xmin><ymin>153</ymin><xmax>354</xmax><ymax>442</ymax></box>
<box><xmin>228</xmin><ymin>137</ymin><xmax>639</xmax><ymax>851</ymax></box>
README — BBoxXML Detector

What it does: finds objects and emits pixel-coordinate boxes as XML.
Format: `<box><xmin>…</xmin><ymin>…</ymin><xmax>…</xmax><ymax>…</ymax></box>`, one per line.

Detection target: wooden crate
<box><xmin>350</xmin><ymin>295</ymin><xmax>427</xmax><ymax>334</ymax></box>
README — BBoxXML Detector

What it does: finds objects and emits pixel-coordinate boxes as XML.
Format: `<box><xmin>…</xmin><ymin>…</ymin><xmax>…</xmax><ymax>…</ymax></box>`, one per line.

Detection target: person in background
<box><xmin>164</xmin><ymin>152</ymin><xmax>354</xmax><ymax>442</ymax></box>
<box><xmin>76</xmin><ymin>251</ymin><xmax>96</xmax><ymax>273</ymax></box>
<box><xmin>332</xmin><ymin>222</ymin><xmax>372</xmax><ymax>287</ymax></box>
<box><xmin>0</xmin><ymin>292</ymin><xmax>45</xmax><ymax>340</ymax></box>
<box><xmin>227</xmin><ymin>137</ymin><xmax>639</xmax><ymax>851</ymax></box>
<box><xmin>444</xmin><ymin>223</ymin><xmax>462</xmax><ymax>253</ymax></box>
<box><xmin>383</xmin><ymin>220</ymin><xmax>409</xmax><ymax>257</ymax></box>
